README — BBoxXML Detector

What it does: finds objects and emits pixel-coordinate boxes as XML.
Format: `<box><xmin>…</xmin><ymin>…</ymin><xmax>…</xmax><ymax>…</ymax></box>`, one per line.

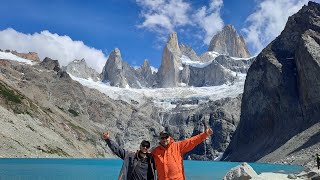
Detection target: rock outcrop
<box><xmin>40</xmin><ymin>57</ymin><xmax>61</xmax><ymax>72</ymax></box>
<box><xmin>63</xmin><ymin>59</ymin><xmax>101</xmax><ymax>81</ymax></box>
<box><xmin>11</xmin><ymin>50</ymin><xmax>40</xmax><ymax>62</ymax></box>
<box><xmin>157</xmin><ymin>32</ymin><xmax>182</xmax><ymax>87</ymax></box>
<box><xmin>208</xmin><ymin>24</ymin><xmax>251</xmax><ymax>58</ymax></box>
<box><xmin>222</xmin><ymin>1</ymin><xmax>320</xmax><ymax>164</ymax></box>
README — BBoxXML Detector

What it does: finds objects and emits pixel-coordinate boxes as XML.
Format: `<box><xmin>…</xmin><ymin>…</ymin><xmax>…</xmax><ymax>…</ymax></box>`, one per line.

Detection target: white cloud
<box><xmin>193</xmin><ymin>0</ymin><xmax>224</xmax><ymax>45</ymax></box>
<box><xmin>0</xmin><ymin>28</ymin><xmax>108</xmax><ymax>73</ymax></box>
<box><xmin>136</xmin><ymin>0</ymin><xmax>224</xmax><ymax>45</ymax></box>
<box><xmin>242</xmin><ymin>0</ymin><xmax>309</xmax><ymax>55</ymax></box>
<box><xmin>136</xmin><ymin>0</ymin><xmax>191</xmax><ymax>35</ymax></box>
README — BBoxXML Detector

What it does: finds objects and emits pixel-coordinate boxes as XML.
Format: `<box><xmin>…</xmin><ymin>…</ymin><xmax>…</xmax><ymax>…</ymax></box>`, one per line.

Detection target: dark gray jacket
<box><xmin>106</xmin><ymin>139</ymin><xmax>155</xmax><ymax>180</ymax></box>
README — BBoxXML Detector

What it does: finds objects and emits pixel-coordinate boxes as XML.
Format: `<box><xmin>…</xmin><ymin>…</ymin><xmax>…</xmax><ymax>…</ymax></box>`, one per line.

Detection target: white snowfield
<box><xmin>70</xmin><ymin>74</ymin><xmax>246</xmax><ymax>111</ymax></box>
<box><xmin>1</xmin><ymin>51</ymin><xmax>248</xmax><ymax>111</ymax></box>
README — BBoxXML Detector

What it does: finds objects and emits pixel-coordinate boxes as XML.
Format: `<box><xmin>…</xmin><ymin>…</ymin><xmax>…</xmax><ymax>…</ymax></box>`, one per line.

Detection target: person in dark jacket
<box><xmin>103</xmin><ymin>132</ymin><xmax>155</xmax><ymax>180</ymax></box>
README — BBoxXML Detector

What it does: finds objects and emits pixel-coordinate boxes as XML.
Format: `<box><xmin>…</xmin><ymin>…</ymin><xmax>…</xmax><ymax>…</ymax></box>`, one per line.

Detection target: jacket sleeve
<box><xmin>177</xmin><ymin>132</ymin><xmax>209</xmax><ymax>154</ymax></box>
<box><xmin>105</xmin><ymin>139</ymin><xmax>128</xmax><ymax>160</ymax></box>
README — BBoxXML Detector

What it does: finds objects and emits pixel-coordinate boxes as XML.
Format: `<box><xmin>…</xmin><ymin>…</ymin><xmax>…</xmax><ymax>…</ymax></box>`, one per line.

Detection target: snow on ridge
<box><xmin>230</xmin><ymin>56</ymin><xmax>255</xmax><ymax>61</ymax></box>
<box><xmin>180</xmin><ymin>55</ymin><xmax>213</xmax><ymax>68</ymax></box>
<box><xmin>0</xmin><ymin>51</ymin><xmax>36</xmax><ymax>65</ymax></box>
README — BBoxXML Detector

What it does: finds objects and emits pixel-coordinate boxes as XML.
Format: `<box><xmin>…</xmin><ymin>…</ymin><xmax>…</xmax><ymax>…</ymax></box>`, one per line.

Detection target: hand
<box><xmin>102</xmin><ymin>132</ymin><xmax>110</xmax><ymax>140</ymax></box>
<box><xmin>205</xmin><ymin>128</ymin><xmax>213</xmax><ymax>136</ymax></box>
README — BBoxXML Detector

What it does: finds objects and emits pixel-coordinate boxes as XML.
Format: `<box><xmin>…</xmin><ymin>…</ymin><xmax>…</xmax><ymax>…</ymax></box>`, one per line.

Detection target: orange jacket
<box><xmin>151</xmin><ymin>132</ymin><xmax>208</xmax><ymax>180</ymax></box>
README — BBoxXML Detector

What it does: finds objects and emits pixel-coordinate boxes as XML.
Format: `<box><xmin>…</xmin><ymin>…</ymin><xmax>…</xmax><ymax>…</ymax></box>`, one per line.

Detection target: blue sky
<box><xmin>0</xmin><ymin>0</ymin><xmax>312</xmax><ymax>72</ymax></box>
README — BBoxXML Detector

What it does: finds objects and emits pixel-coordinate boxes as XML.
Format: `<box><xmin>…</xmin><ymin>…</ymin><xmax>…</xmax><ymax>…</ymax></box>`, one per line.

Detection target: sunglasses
<box><xmin>141</xmin><ymin>144</ymin><xmax>150</xmax><ymax>148</ymax></box>
<box><xmin>160</xmin><ymin>136</ymin><xmax>169</xmax><ymax>140</ymax></box>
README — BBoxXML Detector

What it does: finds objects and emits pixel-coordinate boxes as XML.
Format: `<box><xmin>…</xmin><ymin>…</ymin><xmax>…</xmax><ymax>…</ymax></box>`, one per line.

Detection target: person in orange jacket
<box><xmin>152</xmin><ymin>128</ymin><xmax>213</xmax><ymax>180</ymax></box>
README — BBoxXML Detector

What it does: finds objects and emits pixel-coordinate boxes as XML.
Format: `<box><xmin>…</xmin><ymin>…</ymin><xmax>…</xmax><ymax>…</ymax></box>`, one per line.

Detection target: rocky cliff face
<box><xmin>222</xmin><ymin>2</ymin><xmax>320</xmax><ymax>165</ymax></box>
<box><xmin>157</xmin><ymin>32</ymin><xmax>182</xmax><ymax>87</ymax></box>
<box><xmin>183</xmin><ymin>61</ymin><xmax>236</xmax><ymax>87</ymax></box>
<box><xmin>63</xmin><ymin>59</ymin><xmax>101</xmax><ymax>81</ymax></box>
<box><xmin>208</xmin><ymin>24</ymin><xmax>251</xmax><ymax>58</ymax></box>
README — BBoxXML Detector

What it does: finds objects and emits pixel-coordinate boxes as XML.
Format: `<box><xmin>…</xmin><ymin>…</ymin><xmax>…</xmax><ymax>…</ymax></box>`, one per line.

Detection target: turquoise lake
<box><xmin>0</xmin><ymin>158</ymin><xmax>304</xmax><ymax>180</ymax></box>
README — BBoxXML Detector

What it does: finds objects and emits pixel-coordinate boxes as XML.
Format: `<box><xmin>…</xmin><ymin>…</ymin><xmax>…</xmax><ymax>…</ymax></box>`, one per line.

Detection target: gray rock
<box><xmin>208</xmin><ymin>24</ymin><xmax>251</xmax><ymax>58</ymax></box>
<box><xmin>223</xmin><ymin>162</ymin><xmax>258</xmax><ymax>180</ymax></box>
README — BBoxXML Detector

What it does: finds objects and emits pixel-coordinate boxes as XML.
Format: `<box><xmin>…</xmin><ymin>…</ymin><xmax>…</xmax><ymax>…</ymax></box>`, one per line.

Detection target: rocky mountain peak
<box><xmin>63</xmin><ymin>58</ymin><xmax>100</xmax><ymax>81</ymax></box>
<box><xmin>111</xmin><ymin>48</ymin><xmax>121</xmax><ymax>57</ymax></box>
<box><xmin>157</xmin><ymin>32</ymin><xmax>182</xmax><ymax>87</ymax></box>
<box><xmin>142</xmin><ymin>59</ymin><xmax>150</xmax><ymax>68</ymax></box>
<box><xmin>139</xmin><ymin>59</ymin><xmax>152</xmax><ymax>75</ymax></box>
<box><xmin>101</xmin><ymin>48</ymin><xmax>127</xmax><ymax>87</ymax></box>
<box><xmin>208</xmin><ymin>24</ymin><xmax>251</xmax><ymax>58</ymax></box>
<box><xmin>166</xmin><ymin>32</ymin><xmax>181</xmax><ymax>53</ymax></box>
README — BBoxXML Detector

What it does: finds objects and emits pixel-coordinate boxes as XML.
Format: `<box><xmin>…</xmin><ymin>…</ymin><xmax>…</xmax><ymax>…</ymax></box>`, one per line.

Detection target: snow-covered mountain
<box><xmin>74</xmin><ymin>30</ymin><xmax>254</xmax><ymax>89</ymax></box>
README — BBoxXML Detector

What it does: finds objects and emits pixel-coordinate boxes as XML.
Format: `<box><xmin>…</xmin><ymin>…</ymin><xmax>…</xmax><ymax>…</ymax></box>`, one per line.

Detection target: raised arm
<box><xmin>178</xmin><ymin>128</ymin><xmax>213</xmax><ymax>154</ymax></box>
<box><xmin>103</xmin><ymin>132</ymin><xmax>127</xmax><ymax>160</ymax></box>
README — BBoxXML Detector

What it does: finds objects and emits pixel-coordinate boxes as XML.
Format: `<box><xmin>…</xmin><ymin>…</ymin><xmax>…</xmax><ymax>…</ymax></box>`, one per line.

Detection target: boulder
<box><xmin>223</xmin><ymin>162</ymin><xmax>258</xmax><ymax>180</ymax></box>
